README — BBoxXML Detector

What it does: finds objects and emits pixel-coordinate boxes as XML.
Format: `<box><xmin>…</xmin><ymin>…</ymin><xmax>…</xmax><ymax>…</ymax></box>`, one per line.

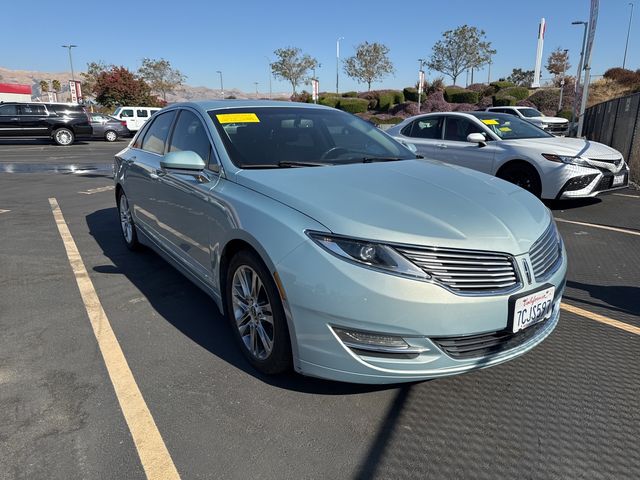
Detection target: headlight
<box><xmin>541</xmin><ymin>153</ymin><xmax>591</xmax><ymax>166</ymax></box>
<box><xmin>307</xmin><ymin>232</ymin><xmax>430</xmax><ymax>280</ymax></box>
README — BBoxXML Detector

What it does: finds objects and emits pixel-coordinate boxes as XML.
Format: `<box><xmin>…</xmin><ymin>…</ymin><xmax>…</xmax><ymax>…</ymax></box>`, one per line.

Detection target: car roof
<box><xmin>168</xmin><ymin>100</ymin><xmax>331</xmax><ymax>113</ymax></box>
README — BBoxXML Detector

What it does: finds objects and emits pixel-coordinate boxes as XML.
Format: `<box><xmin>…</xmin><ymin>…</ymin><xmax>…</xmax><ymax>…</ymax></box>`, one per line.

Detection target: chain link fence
<box><xmin>583</xmin><ymin>92</ymin><xmax>640</xmax><ymax>185</ymax></box>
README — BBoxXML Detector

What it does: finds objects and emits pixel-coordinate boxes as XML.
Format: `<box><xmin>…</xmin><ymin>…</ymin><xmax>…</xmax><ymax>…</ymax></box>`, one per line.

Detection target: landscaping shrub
<box><xmin>342</xmin><ymin>91</ymin><xmax>358</xmax><ymax>98</ymax></box>
<box><xmin>377</xmin><ymin>91</ymin><xmax>396</xmax><ymax>111</ymax></box>
<box><xmin>428</xmin><ymin>77</ymin><xmax>446</xmax><ymax>93</ymax></box>
<box><xmin>527</xmin><ymin>88</ymin><xmax>561</xmax><ymax>113</ymax></box>
<box><xmin>603</xmin><ymin>68</ymin><xmax>640</xmax><ymax>87</ymax></box>
<box><xmin>368</xmin><ymin>114</ymin><xmax>404</xmax><ymax>125</ymax></box>
<box><xmin>444</xmin><ymin>86</ymin><xmax>464</xmax><ymax>102</ymax></box>
<box><xmin>336</xmin><ymin>97</ymin><xmax>369</xmax><ymax>114</ymax></box>
<box><xmin>467</xmin><ymin>83</ymin><xmax>486</xmax><ymax>92</ymax></box>
<box><xmin>556</xmin><ymin>109</ymin><xmax>573</xmax><ymax>120</ymax></box>
<box><xmin>291</xmin><ymin>91</ymin><xmax>312</xmax><ymax>103</ymax></box>
<box><xmin>490</xmin><ymin>80</ymin><xmax>515</xmax><ymax>91</ymax></box>
<box><xmin>516</xmin><ymin>99</ymin><xmax>537</xmax><ymax>108</ymax></box>
<box><xmin>392</xmin><ymin>90</ymin><xmax>405</xmax><ymax>104</ymax></box>
<box><xmin>493</xmin><ymin>95</ymin><xmax>517</xmax><ymax>106</ymax></box>
<box><xmin>477</xmin><ymin>96</ymin><xmax>493</xmax><ymax>109</ymax></box>
<box><xmin>481</xmin><ymin>85</ymin><xmax>497</xmax><ymax>98</ymax></box>
<box><xmin>452</xmin><ymin>103</ymin><xmax>477</xmax><ymax>112</ymax></box>
<box><xmin>318</xmin><ymin>96</ymin><xmax>340</xmax><ymax>108</ymax></box>
<box><xmin>357</xmin><ymin>91</ymin><xmax>379</xmax><ymax>109</ymax></box>
<box><xmin>403</xmin><ymin>87</ymin><xmax>419</xmax><ymax>102</ymax></box>
<box><xmin>499</xmin><ymin>86</ymin><xmax>530</xmax><ymax>101</ymax></box>
<box><xmin>448</xmin><ymin>89</ymin><xmax>479</xmax><ymax>104</ymax></box>
<box><xmin>390</xmin><ymin>102</ymin><xmax>420</xmax><ymax>117</ymax></box>
<box><xmin>421</xmin><ymin>91</ymin><xmax>452</xmax><ymax>113</ymax></box>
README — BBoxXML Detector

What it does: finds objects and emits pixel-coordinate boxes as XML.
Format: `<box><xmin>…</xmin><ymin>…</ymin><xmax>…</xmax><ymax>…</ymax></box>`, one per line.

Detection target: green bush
<box><xmin>490</xmin><ymin>80</ymin><xmax>516</xmax><ymax>91</ymax></box>
<box><xmin>392</xmin><ymin>90</ymin><xmax>404</xmax><ymax>104</ymax></box>
<box><xmin>499</xmin><ymin>86</ymin><xmax>530</xmax><ymax>101</ymax></box>
<box><xmin>336</xmin><ymin>97</ymin><xmax>369</xmax><ymax>114</ymax></box>
<box><xmin>368</xmin><ymin>115</ymin><xmax>404</xmax><ymax>125</ymax></box>
<box><xmin>342</xmin><ymin>91</ymin><xmax>358</xmax><ymax>98</ymax></box>
<box><xmin>444</xmin><ymin>86</ymin><xmax>464</xmax><ymax>102</ymax></box>
<box><xmin>481</xmin><ymin>85</ymin><xmax>497</xmax><ymax>98</ymax></box>
<box><xmin>403</xmin><ymin>87</ymin><xmax>419</xmax><ymax>102</ymax></box>
<box><xmin>556</xmin><ymin>109</ymin><xmax>573</xmax><ymax>120</ymax></box>
<box><xmin>493</xmin><ymin>95</ymin><xmax>517</xmax><ymax>106</ymax></box>
<box><xmin>447</xmin><ymin>90</ymin><xmax>479</xmax><ymax>104</ymax></box>
<box><xmin>318</xmin><ymin>96</ymin><xmax>340</xmax><ymax>108</ymax></box>
<box><xmin>527</xmin><ymin>88</ymin><xmax>561</xmax><ymax>113</ymax></box>
<box><xmin>377</xmin><ymin>91</ymin><xmax>396</xmax><ymax>111</ymax></box>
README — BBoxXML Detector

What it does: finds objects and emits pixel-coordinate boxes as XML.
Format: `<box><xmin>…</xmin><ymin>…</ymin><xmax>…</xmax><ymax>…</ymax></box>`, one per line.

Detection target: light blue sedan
<box><xmin>114</xmin><ymin>101</ymin><xmax>567</xmax><ymax>384</ymax></box>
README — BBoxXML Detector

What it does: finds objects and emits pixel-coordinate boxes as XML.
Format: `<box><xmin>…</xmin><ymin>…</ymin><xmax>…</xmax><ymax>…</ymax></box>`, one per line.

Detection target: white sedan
<box><xmin>387</xmin><ymin>112</ymin><xmax>629</xmax><ymax>199</ymax></box>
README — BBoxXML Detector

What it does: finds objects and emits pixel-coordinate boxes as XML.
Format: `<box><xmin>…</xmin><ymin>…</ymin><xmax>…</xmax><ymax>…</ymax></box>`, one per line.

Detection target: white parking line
<box><xmin>613</xmin><ymin>193</ymin><xmax>640</xmax><ymax>199</ymax></box>
<box><xmin>555</xmin><ymin>218</ymin><xmax>640</xmax><ymax>237</ymax></box>
<box><xmin>48</xmin><ymin>197</ymin><xmax>181</xmax><ymax>480</ymax></box>
<box><xmin>78</xmin><ymin>185</ymin><xmax>115</xmax><ymax>195</ymax></box>
<box><xmin>0</xmin><ymin>209</ymin><xmax>10</xmax><ymax>214</ymax></box>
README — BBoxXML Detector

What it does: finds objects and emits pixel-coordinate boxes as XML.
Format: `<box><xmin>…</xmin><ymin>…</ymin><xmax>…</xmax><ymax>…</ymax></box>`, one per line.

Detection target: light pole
<box><xmin>311</xmin><ymin>64</ymin><xmax>321</xmax><ymax>104</ymax></box>
<box><xmin>487</xmin><ymin>56</ymin><xmax>492</xmax><ymax>84</ymax></box>
<box><xmin>570</xmin><ymin>21</ymin><xmax>588</xmax><ymax>134</ymax></box>
<box><xmin>558</xmin><ymin>49</ymin><xmax>569</xmax><ymax>111</ymax></box>
<box><xmin>216</xmin><ymin>70</ymin><xmax>224</xmax><ymax>99</ymax></box>
<box><xmin>61</xmin><ymin>44</ymin><xmax>77</xmax><ymax>81</ymax></box>
<box><xmin>265</xmin><ymin>56</ymin><xmax>272</xmax><ymax>100</ymax></box>
<box><xmin>336</xmin><ymin>36</ymin><xmax>344</xmax><ymax>94</ymax></box>
<box><xmin>254</xmin><ymin>82</ymin><xmax>259</xmax><ymax>99</ymax></box>
<box><xmin>417</xmin><ymin>58</ymin><xmax>426</xmax><ymax>106</ymax></box>
<box><xmin>623</xmin><ymin>3</ymin><xmax>634</xmax><ymax>69</ymax></box>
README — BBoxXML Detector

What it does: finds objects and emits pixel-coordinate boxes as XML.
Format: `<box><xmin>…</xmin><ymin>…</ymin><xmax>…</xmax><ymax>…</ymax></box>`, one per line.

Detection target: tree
<box><xmin>271</xmin><ymin>47</ymin><xmax>318</xmax><ymax>94</ymax></box>
<box><xmin>39</xmin><ymin>80</ymin><xmax>49</xmax><ymax>94</ymax></box>
<box><xmin>546</xmin><ymin>48</ymin><xmax>571</xmax><ymax>77</ymax></box>
<box><xmin>427</xmin><ymin>25</ymin><xmax>496</xmax><ymax>85</ymax></box>
<box><xmin>343</xmin><ymin>41</ymin><xmax>394</xmax><ymax>91</ymax></box>
<box><xmin>51</xmin><ymin>79</ymin><xmax>61</xmax><ymax>93</ymax></box>
<box><xmin>81</xmin><ymin>61</ymin><xmax>110</xmax><ymax>98</ymax></box>
<box><xmin>138</xmin><ymin>58</ymin><xmax>186</xmax><ymax>101</ymax></box>
<box><xmin>94</xmin><ymin>66</ymin><xmax>160</xmax><ymax>107</ymax></box>
<box><xmin>506</xmin><ymin>68</ymin><xmax>535</xmax><ymax>87</ymax></box>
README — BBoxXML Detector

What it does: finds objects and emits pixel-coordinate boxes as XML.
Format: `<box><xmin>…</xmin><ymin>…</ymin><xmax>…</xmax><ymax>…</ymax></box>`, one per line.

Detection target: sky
<box><xmin>0</xmin><ymin>0</ymin><xmax>637</xmax><ymax>95</ymax></box>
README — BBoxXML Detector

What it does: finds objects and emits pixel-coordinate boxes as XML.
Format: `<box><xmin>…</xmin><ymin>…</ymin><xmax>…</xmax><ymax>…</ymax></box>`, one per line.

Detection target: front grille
<box><xmin>395</xmin><ymin>245</ymin><xmax>519</xmax><ymax>295</ymax></box>
<box><xmin>589</xmin><ymin>157</ymin><xmax>622</xmax><ymax>167</ymax></box>
<box><xmin>546</xmin><ymin>123</ymin><xmax>568</xmax><ymax>133</ymax></box>
<box><xmin>529</xmin><ymin>223</ymin><xmax>562</xmax><ymax>281</ymax></box>
<box><xmin>432</xmin><ymin>317</ymin><xmax>550</xmax><ymax>359</ymax></box>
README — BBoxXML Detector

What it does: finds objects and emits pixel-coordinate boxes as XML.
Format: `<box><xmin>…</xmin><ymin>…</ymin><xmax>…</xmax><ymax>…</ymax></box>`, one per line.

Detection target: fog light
<box><xmin>563</xmin><ymin>174</ymin><xmax>597</xmax><ymax>191</ymax></box>
<box><xmin>332</xmin><ymin>326</ymin><xmax>416</xmax><ymax>352</ymax></box>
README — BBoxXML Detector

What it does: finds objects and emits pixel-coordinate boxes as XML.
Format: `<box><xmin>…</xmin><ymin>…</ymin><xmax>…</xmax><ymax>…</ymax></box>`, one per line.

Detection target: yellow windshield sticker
<box><xmin>481</xmin><ymin>119</ymin><xmax>499</xmax><ymax>125</ymax></box>
<box><xmin>216</xmin><ymin>113</ymin><xmax>260</xmax><ymax>123</ymax></box>
<box><xmin>499</xmin><ymin>127</ymin><xmax>512</xmax><ymax>132</ymax></box>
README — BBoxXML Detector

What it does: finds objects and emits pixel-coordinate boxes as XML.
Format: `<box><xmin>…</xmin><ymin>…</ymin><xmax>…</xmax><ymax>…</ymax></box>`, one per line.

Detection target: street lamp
<box><xmin>61</xmin><ymin>44</ymin><xmax>77</xmax><ymax>81</ymax></box>
<box><xmin>254</xmin><ymin>82</ymin><xmax>259</xmax><ymax>99</ymax></box>
<box><xmin>570</xmin><ymin>21</ymin><xmax>588</xmax><ymax>133</ymax></box>
<box><xmin>311</xmin><ymin>63</ymin><xmax>321</xmax><ymax>104</ymax></box>
<box><xmin>558</xmin><ymin>49</ymin><xmax>569</xmax><ymax>111</ymax></box>
<box><xmin>336</xmin><ymin>36</ymin><xmax>344</xmax><ymax>94</ymax></box>
<box><xmin>216</xmin><ymin>70</ymin><xmax>224</xmax><ymax>99</ymax></box>
<box><xmin>417</xmin><ymin>58</ymin><xmax>426</xmax><ymax>106</ymax></box>
<box><xmin>623</xmin><ymin>3</ymin><xmax>634</xmax><ymax>69</ymax></box>
<box><xmin>265</xmin><ymin>56</ymin><xmax>272</xmax><ymax>100</ymax></box>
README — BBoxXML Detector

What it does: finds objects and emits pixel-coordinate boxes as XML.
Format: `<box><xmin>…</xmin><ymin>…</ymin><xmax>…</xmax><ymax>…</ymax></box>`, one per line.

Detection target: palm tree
<box><xmin>39</xmin><ymin>80</ymin><xmax>49</xmax><ymax>95</ymax></box>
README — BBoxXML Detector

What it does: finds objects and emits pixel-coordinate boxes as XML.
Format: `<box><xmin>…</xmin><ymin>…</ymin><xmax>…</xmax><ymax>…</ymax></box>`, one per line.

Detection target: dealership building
<box><xmin>0</xmin><ymin>83</ymin><xmax>32</xmax><ymax>102</ymax></box>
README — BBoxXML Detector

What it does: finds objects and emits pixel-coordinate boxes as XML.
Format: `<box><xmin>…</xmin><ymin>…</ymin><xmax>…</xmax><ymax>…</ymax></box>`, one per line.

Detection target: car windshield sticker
<box><xmin>481</xmin><ymin>119</ymin><xmax>499</xmax><ymax>125</ymax></box>
<box><xmin>216</xmin><ymin>113</ymin><xmax>260</xmax><ymax>123</ymax></box>
<box><xmin>499</xmin><ymin>127</ymin><xmax>512</xmax><ymax>132</ymax></box>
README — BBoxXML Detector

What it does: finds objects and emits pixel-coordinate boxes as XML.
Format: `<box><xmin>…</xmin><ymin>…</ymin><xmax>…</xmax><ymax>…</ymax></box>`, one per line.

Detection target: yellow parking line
<box><xmin>561</xmin><ymin>302</ymin><xmax>640</xmax><ymax>336</ymax></box>
<box><xmin>48</xmin><ymin>198</ymin><xmax>181</xmax><ymax>480</ymax></box>
<box><xmin>555</xmin><ymin>218</ymin><xmax>640</xmax><ymax>237</ymax></box>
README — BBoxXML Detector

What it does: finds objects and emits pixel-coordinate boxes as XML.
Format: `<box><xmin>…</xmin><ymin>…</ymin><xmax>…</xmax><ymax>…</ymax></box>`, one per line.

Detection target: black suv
<box><xmin>0</xmin><ymin>102</ymin><xmax>93</xmax><ymax>145</ymax></box>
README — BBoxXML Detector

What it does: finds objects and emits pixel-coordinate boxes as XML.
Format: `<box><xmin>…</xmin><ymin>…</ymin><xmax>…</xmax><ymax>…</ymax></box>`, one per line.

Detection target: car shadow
<box><xmin>86</xmin><ymin>207</ymin><xmax>393</xmax><ymax>395</ymax></box>
<box><xmin>0</xmin><ymin>138</ymin><xmax>92</xmax><ymax>146</ymax></box>
<box><xmin>564</xmin><ymin>280</ymin><xmax>640</xmax><ymax>317</ymax></box>
<box><xmin>543</xmin><ymin>197</ymin><xmax>602</xmax><ymax>211</ymax></box>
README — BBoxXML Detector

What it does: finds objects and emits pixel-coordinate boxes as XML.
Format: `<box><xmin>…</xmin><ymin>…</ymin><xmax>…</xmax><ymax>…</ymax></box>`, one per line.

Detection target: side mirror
<box><xmin>160</xmin><ymin>150</ymin><xmax>206</xmax><ymax>171</ymax></box>
<box><xmin>401</xmin><ymin>141</ymin><xmax>418</xmax><ymax>153</ymax></box>
<box><xmin>467</xmin><ymin>133</ymin><xmax>487</xmax><ymax>147</ymax></box>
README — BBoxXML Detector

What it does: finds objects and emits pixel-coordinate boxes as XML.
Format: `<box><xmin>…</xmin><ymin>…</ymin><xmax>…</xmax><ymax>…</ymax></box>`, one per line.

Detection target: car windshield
<box><xmin>208</xmin><ymin>107</ymin><xmax>415</xmax><ymax>168</ymax></box>
<box><xmin>470</xmin><ymin>113</ymin><xmax>553</xmax><ymax>140</ymax></box>
<box><xmin>518</xmin><ymin>108</ymin><xmax>543</xmax><ymax>118</ymax></box>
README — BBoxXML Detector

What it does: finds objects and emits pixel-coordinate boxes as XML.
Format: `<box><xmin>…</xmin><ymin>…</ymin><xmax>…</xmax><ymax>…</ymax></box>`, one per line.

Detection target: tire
<box><xmin>497</xmin><ymin>162</ymin><xmax>542</xmax><ymax>198</ymax></box>
<box><xmin>225</xmin><ymin>250</ymin><xmax>292</xmax><ymax>375</ymax></box>
<box><xmin>52</xmin><ymin>128</ymin><xmax>75</xmax><ymax>146</ymax></box>
<box><xmin>117</xmin><ymin>190</ymin><xmax>141</xmax><ymax>251</ymax></box>
<box><xmin>105</xmin><ymin>130</ymin><xmax>118</xmax><ymax>142</ymax></box>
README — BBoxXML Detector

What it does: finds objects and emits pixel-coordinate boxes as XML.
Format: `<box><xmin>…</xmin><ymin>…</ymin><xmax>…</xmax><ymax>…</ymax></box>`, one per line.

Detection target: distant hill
<box><xmin>0</xmin><ymin>66</ymin><xmax>289</xmax><ymax>102</ymax></box>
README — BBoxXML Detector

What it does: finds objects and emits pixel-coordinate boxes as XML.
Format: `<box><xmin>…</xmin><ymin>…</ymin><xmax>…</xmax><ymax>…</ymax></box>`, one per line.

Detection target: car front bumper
<box><xmin>276</xmin><ymin>238</ymin><xmax>567</xmax><ymax>384</ymax></box>
<box><xmin>556</xmin><ymin>165</ymin><xmax>630</xmax><ymax>199</ymax></box>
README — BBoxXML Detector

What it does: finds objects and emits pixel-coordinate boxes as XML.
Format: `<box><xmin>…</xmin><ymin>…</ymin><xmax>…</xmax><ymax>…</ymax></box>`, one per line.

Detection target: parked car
<box><xmin>111</xmin><ymin>106</ymin><xmax>161</xmax><ymax>132</ymax></box>
<box><xmin>89</xmin><ymin>113</ymin><xmax>130</xmax><ymax>142</ymax></box>
<box><xmin>114</xmin><ymin>101</ymin><xmax>567</xmax><ymax>384</ymax></box>
<box><xmin>486</xmin><ymin>106</ymin><xmax>569</xmax><ymax>135</ymax></box>
<box><xmin>0</xmin><ymin>102</ymin><xmax>92</xmax><ymax>145</ymax></box>
<box><xmin>387</xmin><ymin>112</ymin><xmax>629</xmax><ymax>199</ymax></box>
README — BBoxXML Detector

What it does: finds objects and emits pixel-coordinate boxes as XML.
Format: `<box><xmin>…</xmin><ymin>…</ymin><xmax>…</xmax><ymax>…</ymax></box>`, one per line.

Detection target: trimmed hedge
<box><xmin>444</xmin><ymin>86</ymin><xmax>464</xmax><ymax>102</ymax></box>
<box><xmin>342</xmin><ymin>91</ymin><xmax>358</xmax><ymax>98</ymax></box>
<box><xmin>556</xmin><ymin>109</ymin><xmax>573</xmax><ymax>120</ymax></box>
<box><xmin>447</xmin><ymin>90</ymin><xmax>479</xmax><ymax>104</ymax></box>
<box><xmin>337</xmin><ymin>97</ymin><xmax>369</xmax><ymax>114</ymax></box>
<box><xmin>490</xmin><ymin>80</ymin><xmax>516</xmax><ymax>91</ymax></box>
<box><xmin>392</xmin><ymin>90</ymin><xmax>404</xmax><ymax>104</ymax></box>
<box><xmin>499</xmin><ymin>86</ymin><xmax>530</xmax><ymax>101</ymax></box>
<box><xmin>318</xmin><ymin>96</ymin><xmax>340</xmax><ymax>108</ymax></box>
<box><xmin>403</xmin><ymin>87</ymin><xmax>419</xmax><ymax>102</ymax></box>
<box><xmin>377</xmin><ymin>91</ymin><xmax>396</xmax><ymax>111</ymax></box>
<box><xmin>493</xmin><ymin>95</ymin><xmax>517</xmax><ymax>106</ymax></box>
<box><xmin>368</xmin><ymin>115</ymin><xmax>404</xmax><ymax>125</ymax></box>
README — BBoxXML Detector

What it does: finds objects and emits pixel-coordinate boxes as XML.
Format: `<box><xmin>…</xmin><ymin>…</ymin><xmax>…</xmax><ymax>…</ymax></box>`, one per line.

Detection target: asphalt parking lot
<box><xmin>1</xmin><ymin>140</ymin><xmax>639</xmax><ymax>480</ymax></box>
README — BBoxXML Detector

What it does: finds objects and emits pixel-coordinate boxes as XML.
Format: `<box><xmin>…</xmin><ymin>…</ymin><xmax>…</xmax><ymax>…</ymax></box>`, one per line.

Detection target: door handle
<box><xmin>436</xmin><ymin>144</ymin><xmax>447</xmax><ymax>149</ymax></box>
<box><xmin>149</xmin><ymin>168</ymin><xmax>166</xmax><ymax>180</ymax></box>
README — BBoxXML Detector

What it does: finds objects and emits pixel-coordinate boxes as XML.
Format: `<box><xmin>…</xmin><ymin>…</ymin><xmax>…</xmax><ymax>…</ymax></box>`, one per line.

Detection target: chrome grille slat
<box><xmin>396</xmin><ymin>245</ymin><xmax>519</xmax><ymax>295</ymax></box>
<box><xmin>529</xmin><ymin>222</ymin><xmax>562</xmax><ymax>281</ymax></box>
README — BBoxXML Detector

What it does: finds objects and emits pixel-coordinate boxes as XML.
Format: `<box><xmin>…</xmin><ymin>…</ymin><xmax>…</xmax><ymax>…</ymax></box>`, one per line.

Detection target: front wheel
<box><xmin>497</xmin><ymin>163</ymin><xmax>542</xmax><ymax>198</ymax></box>
<box><xmin>53</xmin><ymin>128</ymin><xmax>75</xmax><ymax>146</ymax></box>
<box><xmin>225</xmin><ymin>251</ymin><xmax>292</xmax><ymax>375</ymax></box>
<box><xmin>105</xmin><ymin>130</ymin><xmax>118</xmax><ymax>142</ymax></box>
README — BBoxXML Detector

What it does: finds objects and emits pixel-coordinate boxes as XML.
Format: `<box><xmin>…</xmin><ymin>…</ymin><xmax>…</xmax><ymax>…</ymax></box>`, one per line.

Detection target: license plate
<box><xmin>612</xmin><ymin>174</ymin><xmax>625</xmax><ymax>187</ymax></box>
<box><xmin>511</xmin><ymin>286</ymin><xmax>555</xmax><ymax>333</ymax></box>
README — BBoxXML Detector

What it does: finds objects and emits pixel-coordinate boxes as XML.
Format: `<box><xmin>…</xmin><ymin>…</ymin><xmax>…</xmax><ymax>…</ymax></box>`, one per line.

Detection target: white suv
<box><xmin>387</xmin><ymin>111</ymin><xmax>629</xmax><ymax>200</ymax></box>
<box><xmin>486</xmin><ymin>106</ymin><xmax>569</xmax><ymax>135</ymax></box>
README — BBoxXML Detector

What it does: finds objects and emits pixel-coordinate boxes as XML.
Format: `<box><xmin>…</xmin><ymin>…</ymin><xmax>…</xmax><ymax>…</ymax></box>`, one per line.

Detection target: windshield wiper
<box><xmin>278</xmin><ymin>160</ymin><xmax>330</xmax><ymax>167</ymax></box>
<box><xmin>360</xmin><ymin>157</ymin><xmax>409</xmax><ymax>163</ymax></box>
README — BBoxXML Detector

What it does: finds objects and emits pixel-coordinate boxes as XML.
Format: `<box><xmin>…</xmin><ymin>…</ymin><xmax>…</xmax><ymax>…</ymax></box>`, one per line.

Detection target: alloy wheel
<box><xmin>119</xmin><ymin>194</ymin><xmax>133</xmax><ymax>243</ymax></box>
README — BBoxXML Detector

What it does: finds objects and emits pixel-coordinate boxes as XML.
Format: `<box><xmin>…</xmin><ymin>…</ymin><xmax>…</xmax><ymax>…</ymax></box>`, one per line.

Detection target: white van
<box><xmin>111</xmin><ymin>106</ymin><xmax>161</xmax><ymax>132</ymax></box>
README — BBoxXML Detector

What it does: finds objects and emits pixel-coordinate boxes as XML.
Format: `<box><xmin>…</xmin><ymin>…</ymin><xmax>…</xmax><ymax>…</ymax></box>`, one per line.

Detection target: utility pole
<box><xmin>558</xmin><ymin>49</ymin><xmax>569</xmax><ymax>111</ymax></box>
<box><xmin>61</xmin><ymin>44</ymin><xmax>77</xmax><ymax>81</ymax></box>
<box><xmin>577</xmin><ymin>0</ymin><xmax>599</xmax><ymax>138</ymax></box>
<box><xmin>417</xmin><ymin>58</ymin><xmax>426</xmax><ymax>106</ymax></box>
<box><xmin>570</xmin><ymin>21</ymin><xmax>588</xmax><ymax>132</ymax></box>
<box><xmin>487</xmin><ymin>57</ymin><xmax>492</xmax><ymax>84</ymax></box>
<box><xmin>623</xmin><ymin>3</ymin><xmax>634</xmax><ymax>69</ymax></box>
<box><xmin>336</xmin><ymin>36</ymin><xmax>344</xmax><ymax>94</ymax></box>
<box><xmin>216</xmin><ymin>71</ymin><xmax>224</xmax><ymax>99</ymax></box>
<box><xmin>265</xmin><ymin>56</ymin><xmax>272</xmax><ymax>100</ymax></box>
<box><xmin>254</xmin><ymin>82</ymin><xmax>259</xmax><ymax>99</ymax></box>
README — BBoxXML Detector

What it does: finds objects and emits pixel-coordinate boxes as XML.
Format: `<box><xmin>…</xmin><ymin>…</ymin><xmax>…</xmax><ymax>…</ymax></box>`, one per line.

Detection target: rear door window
<box><xmin>406</xmin><ymin>117</ymin><xmax>443</xmax><ymax>139</ymax></box>
<box><xmin>136</xmin><ymin>109</ymin><xmax>149</xmax><ymax>118</ymax></box>
<box><xmin>19</xmin><ymin>104</ymin><xmax>47</xmax><ymax>115</ymax></box>
<box><xmin>121</xmin><ymin>109</ymin><xmax>134</xmax><ymax>118</ymax></box>
<box><xmin>141</xmin><ymin>110</ymin><xmax>177</xmax><ymax>154</ymax></box>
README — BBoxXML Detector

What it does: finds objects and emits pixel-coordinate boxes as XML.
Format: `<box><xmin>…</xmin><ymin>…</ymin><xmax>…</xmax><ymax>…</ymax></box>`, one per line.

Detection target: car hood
<box><xmin>235</xmin><ymin>160</ymin><xmax>551</xmax><ymax>254</ymax></box>
<box><xmin>530</xmin><ymin>116</ymin><xmax>568</xmax><ymax>124</ymax></box>
<box><xmin>502</xmin><ymin>136</ymin><xmax>623</xmax><ymax>159</ymax></box>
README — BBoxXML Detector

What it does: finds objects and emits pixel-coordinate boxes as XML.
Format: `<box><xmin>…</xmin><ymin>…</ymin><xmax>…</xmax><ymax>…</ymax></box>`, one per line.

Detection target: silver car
<box><xmin>114</xmin><ymin>101</ymin><xmax>567</xmax><ymax>384</ymax></box>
